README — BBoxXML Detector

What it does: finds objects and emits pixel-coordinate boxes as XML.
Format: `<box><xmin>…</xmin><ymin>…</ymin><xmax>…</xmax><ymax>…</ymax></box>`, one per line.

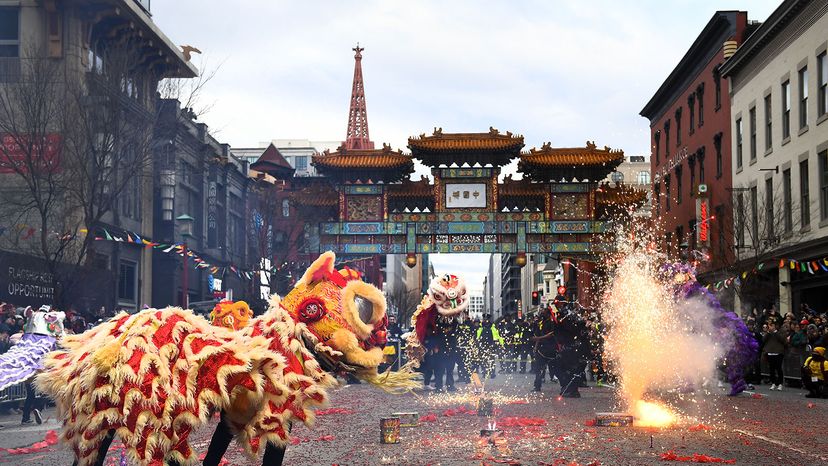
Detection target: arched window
<box><xmin>611</xmin><ymin>171</ymin><xmax>624</xmax><ymax>184</ymax></box>
<box><xmin>282</xmin><ymin>199</ymin><xmax>290</xmax><ymax>217</ymax></box>
<box><xmin>637</xmin><ymin>171</ymin><xmax>651</xmax><ymax>185</ymax></box>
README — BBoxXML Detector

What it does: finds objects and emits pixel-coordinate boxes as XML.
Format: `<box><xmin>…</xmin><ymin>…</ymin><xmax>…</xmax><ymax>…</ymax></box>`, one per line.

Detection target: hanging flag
<box><xmin>742</xmin><ymin>271</ymin><xmax>748</xmax><ymax>279</ymax></box>
<box><xmin>778</xmin><ymin>259</ymin><xmax>785</xmax><ymax>268</ymax></box>
<box><xmin>104</xmin><ymin>229</ymin><xmax>113</xmax><ymax>241</ymax></box>
<box><xmin>801</xmin><ymin>262</ymin><xmax>807</xmax><ymax>273</ymax></box>
<box><xmin>790</xmin><ymin>260</ymin><xmax>796</xmax><ymax>270</ymax></box>
<box><xmin>162</xmin><ymin>245</ymin><xmax>176</xmax><ymax>253</ymax></box>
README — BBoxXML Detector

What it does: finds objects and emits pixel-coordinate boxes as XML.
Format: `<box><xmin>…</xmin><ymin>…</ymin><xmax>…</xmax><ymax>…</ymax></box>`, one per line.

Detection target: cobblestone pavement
<box><xmin>1</xmin><ymin>373</ymin><xmax>826</xmax><ymax>465</ymax></box>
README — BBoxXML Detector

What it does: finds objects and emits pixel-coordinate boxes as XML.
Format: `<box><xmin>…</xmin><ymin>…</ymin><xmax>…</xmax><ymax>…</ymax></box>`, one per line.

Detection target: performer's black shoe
<box><xmin>33</xmin><ymin>409</ymin><xmax>42</xmax><ymax>425</ymax></box>
<box><xmin>447</xmin><ymin>385</ymin><xmax>456</xmax><ymax>392</ymax></box>
<box><xmin>21</xmin><ymin>419</ymin><xmax>33</xmax><ymax>425</ymax></box>
<box><xmin>562</xmin><ymin>392</ymin><xmax>581</xmax><ymax>398</ymax></box>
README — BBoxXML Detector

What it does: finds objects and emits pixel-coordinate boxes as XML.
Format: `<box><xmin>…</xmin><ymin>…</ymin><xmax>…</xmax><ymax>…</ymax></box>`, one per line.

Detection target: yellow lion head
<box><xmin>210</xmin><ymin>300</ymin><xmax>252</xmax><ymax>330</ymax></box>
<box><xmin>280</xmin><ymin>252</ymin><xmax>388</xmax><ymax>371</ymax></box>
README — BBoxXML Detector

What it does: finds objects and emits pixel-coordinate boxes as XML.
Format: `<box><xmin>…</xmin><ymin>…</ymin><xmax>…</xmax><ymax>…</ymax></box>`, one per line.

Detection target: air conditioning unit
<box><xmin>698</xmin><ymin>184</ymin><xmax>708</xmax><ymax>194</ymax></box>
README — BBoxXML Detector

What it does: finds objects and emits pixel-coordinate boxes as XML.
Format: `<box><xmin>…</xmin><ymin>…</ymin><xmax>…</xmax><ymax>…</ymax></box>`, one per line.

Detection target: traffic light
<box><xmin>531</xmin><ymin>290</ymin><xmax>540</xmax><ymax>306</ymax></box>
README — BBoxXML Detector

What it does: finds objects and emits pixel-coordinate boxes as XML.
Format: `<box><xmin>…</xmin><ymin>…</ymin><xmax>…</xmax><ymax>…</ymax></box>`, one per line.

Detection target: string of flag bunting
<box><xmin>705</xmin><ymin>256</ymin><xmax>828</xmax><ymax>291</ymax></box>
<box><xmin>93</xmin><ymin>227</ymin><xmax>259</xmax><ymax>281</ymax></box>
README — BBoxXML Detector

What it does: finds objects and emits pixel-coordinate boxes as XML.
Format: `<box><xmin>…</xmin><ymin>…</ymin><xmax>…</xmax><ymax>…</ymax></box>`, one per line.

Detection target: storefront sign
<box><xmin>0</xmin><ymin>134</ymin><xmax>62</xmax><ymax>174</ymax></box>
<box><xmin>207</xmin><ymin>181</ymin><xmax>218</xmax><ymax>248</ymax></box>
<box><xmin>696</xmin><ymin>198</ymin><xmax>710</xmax><ymax>245</ymax></box>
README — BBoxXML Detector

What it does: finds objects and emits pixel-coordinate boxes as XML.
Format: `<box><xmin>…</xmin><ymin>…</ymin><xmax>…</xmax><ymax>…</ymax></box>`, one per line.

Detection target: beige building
<box><xmin>722</xmin><ymin>0</ymin><xmax>828</xmax><ymax>314</ymax></box>
<box><xmin>604</xmin><ymin>155</ymin><xmax>652</xmax><ymax>216</ymax></box>
<box><xmin>0</xmin><ymin>1</ymin><xmax>195</xmax><ymax>311</ymax></box>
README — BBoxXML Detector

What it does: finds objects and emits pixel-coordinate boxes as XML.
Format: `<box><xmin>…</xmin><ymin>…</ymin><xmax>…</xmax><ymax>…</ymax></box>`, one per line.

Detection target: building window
<box><xmin>800</xmin><ymin>158</ymin><xmax>810</xmax><ymax>228</ymax></box>
<box><xmin>688</xmin><ymin>219</ymin><xmax>697</xmax><ymax>252</ymax></box>
<box><xmin>664</xmin><ymin>120</ymin><xmax>671</xmax><ymax>157</ymax></box>
<box><xmin>654</xmin><ymin>182</ymin><xmax>661</xmax><ymax>217</ymax></box>
<box><xmin>688</xmin><ymin>156</ymin><xmax>696</xmax><ymax>197</ymax></box>
<box><xmin>819</xmin><ymin>52</ymin><xmax>827</xmax><ymax>118</ymax></box>
<box><xmin>118</xmin><ymin>260</ymin><xmax>137</xmax><ymax>304</ymax></box>
<box><xmin>0</xmin><ymin>7</ymin><xmax>19</xmax><ymax>58</ymax></box>
<box><xmin>821</xmin><ymin>151</ymin><xmax>828</xmax><ymax>221</ymax></box>
<box><xmin>698</xmin><ymin>147</ymin><xmax>705</xmax><ymax>184</ymax></box>
<box><xmin>688</xmin><ymin>94</ymin><xmax>696</xmax><ymax>134</ymax></box>
<box><xmin>654</xmin><ymin>130</ymin><xmax>661</xmax><ymax>164</ymax></box>
<box><xmin>749</xmin><ymin>107</ymin><xmax>757</xmax><ymax>162</ymax></box>
<box><xmin>714</xmin><ymin>133</ymin><xmax>723</xmax><ymax>178</ymax></box>
<box><xmin>697</xmin><ymin>83</ymin><xmax>705</xmax><ymax>126</ymax></box>
<box><xmin>676</xmin><ymin>225</ymin><xmax>684</xmax><ymax>249</ymax></box>
<box><xmin>675</xmin><ymin>108</ymin><xmax>682</xmax><ymax>146</ymax></box>
<box><xmin>750</xmin><ymin>186</ymin><xmax>758</xmax><ymax>245</ymax></box>
<box><xmin>782</xmin><ymin>80</ymin><xmax>791</xmax><ymax>139</ymax></box>
<box><xmin>282</xmin><ymin>199</ymin><xmax>290</xmax><ymax>217</ymax></box>
<box><xmin>765</xmin><ymin>178</ymin><xmax>774</xmax><ymax>240</ymax></box>
<box><xmin>764</xmin><ymin>94</ymin><xmax>773</xmax><ymax>150</ymax></box>
<box><xmin>783</xmin><ymin>168</ymin><xmax>792</xmax><ymax>233</ymax></box>
<box><xmin>637</xmin><ymin>171</ymin><xmax>650</xmax><ymax>185</ymax></box>
<box><xmin>735</xmin><ymin>118</ymin><xmax>743</xmax><ymax>169</ymax></box>
<box><xmin>713</xmin><ymin>65</ymin><xmax>722</xmax><ymax>110</ymax></box>
<box><xmin>676</xmin><ymin>166</ymin><xmax>683</xmax><ymax>205</ymax></box>
<box><xmin>665</xmin><ymin>175</ymin><xmax>671</xmax><ymax>211</ymax></box>
<box><xmin>736</xmin><ymin>192</ymin><xmax>745</xmax><ymax>247</ymax></box>
<box><xmin>294</xmin><ymin>155</ymin><xmax>308</xmax><ymax>171</ymax></box>
<box><xmin>799</xmin><ymin>67</ymin><xmax>808</xmax><ymax>129</ymax></box>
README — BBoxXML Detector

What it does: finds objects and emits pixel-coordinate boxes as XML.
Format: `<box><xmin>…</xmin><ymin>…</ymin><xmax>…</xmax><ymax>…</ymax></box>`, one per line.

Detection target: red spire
<box><xmin>344</xmin><ymin>43</ymin><xmax>374</xmax><ymax>150</ymax></box>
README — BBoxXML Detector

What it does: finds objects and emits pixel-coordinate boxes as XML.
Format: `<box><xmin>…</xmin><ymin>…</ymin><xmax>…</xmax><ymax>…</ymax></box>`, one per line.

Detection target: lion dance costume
<box><xmin>663</xmin><ymin>263</ymin><xmax>758</xmax><ymax>396</ymax></box>
<box><xmin>405</xmin><ymin>274</ymin><xmax>468</xmax><ymax>390</ymax></box>
<box><xmin>36</xmin><ymin>252</ymin><xmax>418</xmax><ymax>466</ymax></box>
<box><xmin>209</xmin><ymin>300</ymin><xmax>252</xmax><ymax>331</ymax></box>
<box><xmin>0</xmin><ymin>305</ymin><xmax>65</xmax><ymax>391</ymax></box>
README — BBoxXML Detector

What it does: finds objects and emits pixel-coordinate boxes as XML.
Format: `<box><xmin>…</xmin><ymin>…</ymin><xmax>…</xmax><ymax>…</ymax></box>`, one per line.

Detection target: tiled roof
<box><xmin>288</xmin><ymin>186</ymin><xmax>338</xmax><ymax>207</ymax></box>
<box><xmin>408</xmin><ymin>127</ymin><xmax>524</xmax><ymax>152</ymax></box>
<box><xmin>250</xmin><ymin>144</ymin><xmax>295</xmax><ymax>177</ymax></box>
<box><xmin>520</xmin><ymin>141</ymin><xmax>624</xmax><ymax>167</ymax></box>
<box><xmin>387</xmin><ymin>178</ymin><xmax>433</xmax><ymax>198</ymax></box>
<box><xmin>499</xmin><ymin>178</ymin><xmax>548</xmax><ymax>197</ymax></box>
<box><xmin>312</xmin><ymin>145</ymin><xmax>413</xmax><ymax>170</ymax></box>
<box><xmin>595</xmin><ymin>184</ymin><xmax>648</xmax><ymax>206</ymax></box>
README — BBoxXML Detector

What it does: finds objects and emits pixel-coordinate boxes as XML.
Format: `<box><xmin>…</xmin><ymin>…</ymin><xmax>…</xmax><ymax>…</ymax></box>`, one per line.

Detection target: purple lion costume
<box><xmin>0</xmin><ymin>305</ymin><xmax>66</xmax><ymax>391</ymax></box>
<box><xmin>662</xmin><ymin>263</ymin><xmax>758</xmax><ymax>396</ymax></box>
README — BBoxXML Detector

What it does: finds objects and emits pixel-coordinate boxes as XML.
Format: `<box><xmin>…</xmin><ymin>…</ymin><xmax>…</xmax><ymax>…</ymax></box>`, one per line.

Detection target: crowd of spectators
<box><xmin>743</xmin><ymin>302</ymin><xmax>828</xmax><ymax>398</ymax></box>
<box><xmin>0</xmin><ymin>302</ymin><xmax>123</xmax><ymax>355</ymax></box>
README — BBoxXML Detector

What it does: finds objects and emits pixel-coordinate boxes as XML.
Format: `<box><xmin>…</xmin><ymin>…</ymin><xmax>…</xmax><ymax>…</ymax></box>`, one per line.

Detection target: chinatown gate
<box><xmin>252</xmin><ymin>128</ymin><xmax>646</xmax><ymax>309</ymax></box>
<box><xmin>249</xmin><ymin>46</ymin><xmax>645</xmax><ymax>309</ymax></box>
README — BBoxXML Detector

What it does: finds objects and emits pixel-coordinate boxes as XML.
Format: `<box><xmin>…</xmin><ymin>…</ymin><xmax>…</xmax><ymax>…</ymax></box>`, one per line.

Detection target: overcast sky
<box><xmin>152</xmin><ymin>0</ymin><xmax>779</xmax><ymax>290</ymax></box>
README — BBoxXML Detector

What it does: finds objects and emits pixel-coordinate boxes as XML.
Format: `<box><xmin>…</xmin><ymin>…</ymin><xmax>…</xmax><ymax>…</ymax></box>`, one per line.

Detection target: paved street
<box><xmin>1</xmin><ymin>373</ymin><xmax>826</xmax><ymax>465</ymax></box>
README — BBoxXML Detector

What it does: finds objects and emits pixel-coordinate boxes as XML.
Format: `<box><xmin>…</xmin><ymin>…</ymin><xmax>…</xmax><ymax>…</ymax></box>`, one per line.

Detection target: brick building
<box><xmin>641</xmin><ymin>11</ymin><xmax>756</xmax><ymax>277</ymax></box>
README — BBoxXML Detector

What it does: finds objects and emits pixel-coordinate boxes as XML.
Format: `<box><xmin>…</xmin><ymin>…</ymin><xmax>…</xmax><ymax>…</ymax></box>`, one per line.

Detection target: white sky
<box><xmin>152</xmin><ymin>0</ymin><xmax>780</xmax><ymax>287</ymax></box>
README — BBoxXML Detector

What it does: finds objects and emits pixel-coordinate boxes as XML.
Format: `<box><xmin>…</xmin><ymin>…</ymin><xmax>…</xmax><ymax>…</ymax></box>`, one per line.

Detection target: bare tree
<box><xmin>157</xmin><ymin>56</ymin><xmax>220</xmax><ymax>121</ymax></box>
<box><xmin>721</xmin><ymin>181</ymin><xmax>814</xmax><ymax>310</ymax></box>
<box><xmin>386</xmin><ymin>285</ymin><xmax>422</xmax><ymax>327</ymax></box>
<box><xmin>0</xmin><ymin>41</ymin><xmax>159</xmax><ymax>307</ymax></box>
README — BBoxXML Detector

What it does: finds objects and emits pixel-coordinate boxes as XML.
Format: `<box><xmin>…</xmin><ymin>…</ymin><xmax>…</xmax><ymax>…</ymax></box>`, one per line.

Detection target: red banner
<box><xmin>0</xmin><ymin>134</ymin><xmax>61</xmax><ymax>173</ymax></box>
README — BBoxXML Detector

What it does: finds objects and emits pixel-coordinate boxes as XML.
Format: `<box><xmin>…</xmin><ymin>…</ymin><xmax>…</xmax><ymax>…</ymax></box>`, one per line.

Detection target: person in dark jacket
<box><xmin>455</xmin><ymin>312</ymin><xmax>475</xmax><ymax>384</ymax></box>
<box><xmin>476</xmin><ymin>315</ymin><xmax>503</xmax><ymax>379</ymax></box>
<box><xmin>425</xmin><ymin>316</ymin><xmax>459</xmax><ymax>392</ymax></box>
<box><xmin>532</xmin><ymin>310</ymin><xmax>557</xmax><ymax>391</ymax></box>
<box><xmin>762</xmin><ymin>321</ymin><xmax>787</xmax><ymax>390</ymax></box>
<box><xmin>515</xmin><ymin>316</ymin><xmax>532</xmax><ymax>374</ymax></box>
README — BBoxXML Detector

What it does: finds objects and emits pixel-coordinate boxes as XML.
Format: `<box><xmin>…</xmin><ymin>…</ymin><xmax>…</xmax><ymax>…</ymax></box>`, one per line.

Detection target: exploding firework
<box><xmin>600</xmin><ymin>226</ymin><xmax>727</xmax><ymax>428</ymax></box>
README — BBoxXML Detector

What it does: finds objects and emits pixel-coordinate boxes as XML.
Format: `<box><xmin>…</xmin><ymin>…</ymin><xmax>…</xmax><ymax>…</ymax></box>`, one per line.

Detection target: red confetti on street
<box><xmin>660</xmin><ymin>450</ymin><xmax>736</xmax><ymax>463</ymax></box>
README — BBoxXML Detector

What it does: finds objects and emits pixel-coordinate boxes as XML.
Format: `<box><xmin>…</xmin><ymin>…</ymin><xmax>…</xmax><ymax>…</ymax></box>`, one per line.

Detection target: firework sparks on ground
<box><xmin>600</xmin><ymin>225</ymin><xmax>727</xmax><ymax>428</ymax></box>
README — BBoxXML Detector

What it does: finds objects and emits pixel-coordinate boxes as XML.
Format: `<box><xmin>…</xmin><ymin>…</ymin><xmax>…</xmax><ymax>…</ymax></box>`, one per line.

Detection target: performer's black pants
<box><xmin>766</xmin><ymin>353</ymin><xmax>784</xmax><ymax>386</ymax></box>
<box><xmin>433</xmin><ymin>351</ymin><xmax>455</xmax><ymax>390</ymax></box>
<box><xmin>21</xmin><ymin>380</ymin><xmax>41</xmax><ymax>422</ymax></box>
<box><xmin>534</xmin><ymin>356</ymin><xmax>555</xmax><ymax>390</ymax></box>
<box><xmin>554</xmin><ymin>354</ymin><xmax>582</xmax><ymax>396</ymax></box>
<box><xmin>201</xmin><ymin>412</ymin><xmax>288</xmax><ymax>466</ymax></box>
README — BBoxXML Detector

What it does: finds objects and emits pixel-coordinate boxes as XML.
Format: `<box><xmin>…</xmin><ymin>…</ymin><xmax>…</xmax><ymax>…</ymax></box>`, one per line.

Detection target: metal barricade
<box><xmin>0</xmin><ymin>382</ymin><xmax>28</xmax><ymax>404</ymax></box>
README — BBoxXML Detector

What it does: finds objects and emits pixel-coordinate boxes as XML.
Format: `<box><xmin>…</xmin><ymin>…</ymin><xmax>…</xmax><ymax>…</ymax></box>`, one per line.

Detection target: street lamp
<box><xmin>177</xmin><ymin>214</ymin><xmax>194</xmax><ymax>308</ymax></box>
